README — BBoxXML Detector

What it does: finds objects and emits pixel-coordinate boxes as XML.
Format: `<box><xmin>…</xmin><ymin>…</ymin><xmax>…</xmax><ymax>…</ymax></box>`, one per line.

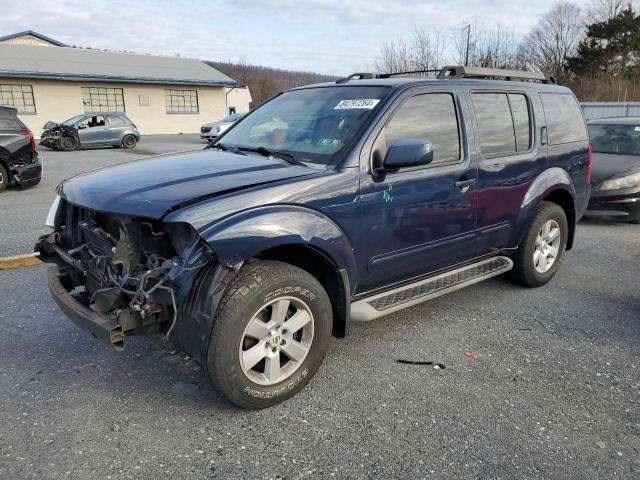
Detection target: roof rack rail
<box><xmin>437</xmin><ymin>66</ymin><xmax>556</xmax><ymax>84</ymax></box>
<box><xmin>377</xmin><ymin>69</ymin><xmax>440</xmax><ymax>79</ymax></box>
<box><xmin>335</xmin><ymin>73</ymin><xmax>375</xmax><ymax>84</ymax></box>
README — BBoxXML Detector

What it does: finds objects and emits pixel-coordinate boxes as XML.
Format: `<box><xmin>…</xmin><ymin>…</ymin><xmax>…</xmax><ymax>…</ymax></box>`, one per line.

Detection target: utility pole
<box><xmin>464</xmin><ymin>24</ymin><xmax>471</xmax><ymax>66</ymax></box>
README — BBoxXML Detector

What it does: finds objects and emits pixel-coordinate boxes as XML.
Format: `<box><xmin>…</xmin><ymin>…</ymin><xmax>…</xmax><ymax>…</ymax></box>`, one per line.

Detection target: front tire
<box><xmin>206</xmin><ymin>261</ymin><xmax>332</xmax><ymax>409</ymax></box>
<box><xmin>57</xmin><ymin>136</ymin><xmax>77</xmax><ymax>151</ymax></box>
<box><xmin>509</xmin><ymin>201</ymin><xmax>568</xmax><ymax>287</ymax></box>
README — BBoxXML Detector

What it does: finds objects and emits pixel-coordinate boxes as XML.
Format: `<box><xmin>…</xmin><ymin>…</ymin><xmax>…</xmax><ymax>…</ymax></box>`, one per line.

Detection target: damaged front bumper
<box><xmin>36</xmin><ymin>207</ymin><xmax>218</xmax><ymax>353</ymax></box>
<box><xmin>47</xmin><ymin>267</ymin><xmax>124</xmax><ymax>350</ymax></box>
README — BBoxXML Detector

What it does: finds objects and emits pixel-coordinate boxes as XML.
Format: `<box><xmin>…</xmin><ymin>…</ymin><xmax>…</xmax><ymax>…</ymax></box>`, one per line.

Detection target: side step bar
<box><xmin>351</xmin><ymin>256</ymin><xmax>513</xmax><ymax>321</ymax></box>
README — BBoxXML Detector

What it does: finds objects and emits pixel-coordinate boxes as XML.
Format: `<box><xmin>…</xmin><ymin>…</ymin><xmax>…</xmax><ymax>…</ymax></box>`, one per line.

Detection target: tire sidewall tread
<box><xmin>206</xmin><ymin>261</ymin><xmax>332</xmax><ymax>409</ymax></box>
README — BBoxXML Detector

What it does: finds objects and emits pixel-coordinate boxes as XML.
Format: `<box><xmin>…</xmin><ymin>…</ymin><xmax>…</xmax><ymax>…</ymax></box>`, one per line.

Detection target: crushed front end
<box><xmin>36</xmin><ymin>198</ymin><xmax>213</xmax><ymax>350</ymax></box>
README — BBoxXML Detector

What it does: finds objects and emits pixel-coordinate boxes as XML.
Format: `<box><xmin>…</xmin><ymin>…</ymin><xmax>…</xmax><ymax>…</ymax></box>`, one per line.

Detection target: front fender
<box><xmin>512</xmin><ymin>167</ymin><xmax>576</xmax><ymax>247</ymax></box>
<box><xmin>198</xmin><ymin>205</ymin><xmax>358</xmax><ymax>288</ymax></box>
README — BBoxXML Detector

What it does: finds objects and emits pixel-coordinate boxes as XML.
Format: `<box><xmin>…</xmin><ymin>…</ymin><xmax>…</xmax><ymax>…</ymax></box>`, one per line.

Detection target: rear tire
<box><xmin>206</xmin><ymin>261</ymin><xmax>332</xmax><ymax>409</ymax></box>
<box><xmin>58</xmin><ymin>136</ymin><xmax>77</xmax><ymax>151</ymax></box>
<box><xmin>509</xmin><ymin>201</ymin><xmax>568</xmax><ymax>287</ymax></box>
<box><xmin>122</xmin><ymin>135</ymin><xmax>137</xmax><ymax>149</ymax></box>
<box><xmin>0</xmin><ymin>164</ymin><xmax>8</xmax><ymax>192</ymax></box>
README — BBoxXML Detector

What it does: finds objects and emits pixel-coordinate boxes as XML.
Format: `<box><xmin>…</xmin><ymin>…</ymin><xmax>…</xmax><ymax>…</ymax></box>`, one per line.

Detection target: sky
<box><xmin>1</xmin><ymin>0</ymin><xmax>582</xmax><ymax>75</ymax></box>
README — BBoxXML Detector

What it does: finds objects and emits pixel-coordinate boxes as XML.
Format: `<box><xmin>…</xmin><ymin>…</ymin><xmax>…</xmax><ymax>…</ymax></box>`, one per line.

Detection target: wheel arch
<box><xmin>515</xmin><ymin>168</ymin><xmax>577</xmax><ymax>250</ymax></box>
<box><xmin>197</xmin><ymin>205</ymin><xmax>358</xmax><ymax>337</ymax></box>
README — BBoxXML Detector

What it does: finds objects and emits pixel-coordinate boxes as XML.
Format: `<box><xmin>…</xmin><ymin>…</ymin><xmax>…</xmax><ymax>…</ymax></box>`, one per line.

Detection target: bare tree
<box><xmin>374</xmin><ymin>27</ymin><xmax>448</xmax><ymax>74</ymax></box>
<box><xmin>522</xmin><ymin>1</ymin><xmax>585</xmax><ymax>81</ymax></box>
<box><xmin>452</xmin><ymin>21</ymin><xmax>522</xmax><ymax>69</ymax></box>
<box><xmin>587</xmin><ymin>0</ymin><xmax>626</xmax><ymax>22</ymax></box>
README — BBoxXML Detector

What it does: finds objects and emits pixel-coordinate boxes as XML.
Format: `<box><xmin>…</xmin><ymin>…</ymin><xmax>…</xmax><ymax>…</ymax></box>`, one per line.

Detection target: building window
<box><xmin>165</xmin><ymin>89</ymin><xmax>199</xmax><ymax>113</ymax></box>
<box><xmin>81</xmin><ymin>87</ymin><xmax>125</xmax><ymax>113</ymax></box>
<box><xmin>0</xmin><ymin>84</ymin><xmax>36</xmax><ymax>114</ymax></box>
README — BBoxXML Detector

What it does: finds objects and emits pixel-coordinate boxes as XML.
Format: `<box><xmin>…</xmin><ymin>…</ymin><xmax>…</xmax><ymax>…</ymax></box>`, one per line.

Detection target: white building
<box><xmin>0</xmin><ymin>31</ymin><xmax>251</xmax><ymax>135</ymax></box>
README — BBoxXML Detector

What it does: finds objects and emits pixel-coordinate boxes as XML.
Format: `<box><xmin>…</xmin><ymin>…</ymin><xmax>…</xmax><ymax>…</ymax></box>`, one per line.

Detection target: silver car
<box><xmin>40</xmin><ymin>113</ymin><xmax>140</xmax><ymax>151</ymax></box>
<box><xmin>200</xmin><ymin>113</ymin><xmax>245</xmax><ymax>141</ymax></box>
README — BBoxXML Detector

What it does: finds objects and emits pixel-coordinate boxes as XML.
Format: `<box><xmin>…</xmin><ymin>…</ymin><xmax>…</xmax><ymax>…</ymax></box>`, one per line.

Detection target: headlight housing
<box><xmin>600</xmin><ymin>172</ymin><xmax>640</xmax><ymax>191</ymax></box>
<box><xmin>45</xmin><ymin>195</ymin><xmax>61</xmax><ymax>227</ymax></box>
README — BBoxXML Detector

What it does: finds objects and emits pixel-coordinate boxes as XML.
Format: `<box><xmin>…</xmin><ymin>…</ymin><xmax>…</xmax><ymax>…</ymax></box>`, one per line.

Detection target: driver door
<box><xmin>357</xmin><ymin>89</ymin><xmax>478</xmax><ymax>293</ymax></box>
<box><xmin>77</xmin><ymin>115</ymin><xmax>109</xmax><ymax>146</ymax></box>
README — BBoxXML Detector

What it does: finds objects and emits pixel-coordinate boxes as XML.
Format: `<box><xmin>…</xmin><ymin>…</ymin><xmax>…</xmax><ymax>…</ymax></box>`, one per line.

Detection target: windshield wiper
<box><xmin>236</xmin><ymin>146</ymin><xmax>307</xmax><ymax>166</ymax></box>
<box><xmin>208</xmin><ymin>142</ymin><xmax>247</xmax><ymax>155</ymax></box>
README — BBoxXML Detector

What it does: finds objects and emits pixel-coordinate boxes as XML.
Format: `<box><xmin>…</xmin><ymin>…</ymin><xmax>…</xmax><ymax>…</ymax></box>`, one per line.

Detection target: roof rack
<box><xmin>336</xmin><ymin>66</ymin><xmax>556</xmax><ymax>84</ymax></box>
<box><xmin>437</xmin><ymin>66</ymin><xmax>556</xmax><ymax>84</ymax></box>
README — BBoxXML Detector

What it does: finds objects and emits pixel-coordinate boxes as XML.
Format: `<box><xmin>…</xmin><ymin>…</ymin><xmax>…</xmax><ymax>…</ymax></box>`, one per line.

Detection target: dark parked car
<box><xmin>200</xmin><ymin>113</ymin><xmax>246</xmax><ymax>141</ymax></box>
<box><xmin>585</xmin><ymin>117</ymin><xmax>640</xmax><ymax>223</ymax></box>
<box><xmin>37</xmin><ymin>66</ymin><xmax>591</xmax><ymax>409</ymax></box>
<box><xmin>0</xmin><ymin>106</ymin><xmax>41</xmax><ymax>193</ymax></box>
<box><xmin>40</xmin><ymin>113</ymin><xmax>140</xmax><ymax>151</ymax></box>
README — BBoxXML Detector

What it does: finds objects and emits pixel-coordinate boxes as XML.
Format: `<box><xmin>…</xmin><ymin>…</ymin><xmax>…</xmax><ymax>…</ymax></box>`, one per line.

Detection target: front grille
<box><xmin>201</xmin><ymin>126</ymin><xmax>212</xmax><ymax>133</ymax></box>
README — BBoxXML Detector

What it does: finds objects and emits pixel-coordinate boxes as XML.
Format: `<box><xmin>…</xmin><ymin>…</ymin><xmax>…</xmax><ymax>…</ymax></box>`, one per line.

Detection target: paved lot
<box><xmin>0</xmin><ymin>136</ymin><xmax>638</xmax><ymax>479</ymax></box>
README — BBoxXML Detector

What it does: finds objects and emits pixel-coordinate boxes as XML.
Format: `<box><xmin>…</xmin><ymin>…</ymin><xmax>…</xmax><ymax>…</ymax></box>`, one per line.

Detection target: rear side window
<box><xmin>472</xmin><ymin>92</ymin><xmax>532</xmax><ymax>157</ymax></box>
<box><xmin>0</xmin><ymin>109</ymin><xmax>24</xmax><ymax>129</ymax></box>
<box><xmin>540</xmin><ymin>93</ymin><xmax>587</xmax><ymax>145</ymax></box>
<box><xmin>107</xmin><ymin>115</ymin><xmax>126</xmax><ymax>125</ymax></box>
<box><xmin>383</xmin><ymin>93</ymin><xmax>461</xmax><ymax>165</ymax></box>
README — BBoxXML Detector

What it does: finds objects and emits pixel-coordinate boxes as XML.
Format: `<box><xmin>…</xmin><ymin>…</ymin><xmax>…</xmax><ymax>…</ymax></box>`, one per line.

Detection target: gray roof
<box><xmin>0</xmin><ymin>43</ymin><xmax>237</xmax><ymax>87</ymax></box>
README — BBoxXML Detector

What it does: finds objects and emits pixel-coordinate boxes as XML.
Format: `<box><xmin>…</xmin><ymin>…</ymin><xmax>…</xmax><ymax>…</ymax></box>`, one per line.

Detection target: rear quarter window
<box><xmin>540</xmin><ymin>93</ymin><xmax>587</xmax><ymax>145</ymax></box>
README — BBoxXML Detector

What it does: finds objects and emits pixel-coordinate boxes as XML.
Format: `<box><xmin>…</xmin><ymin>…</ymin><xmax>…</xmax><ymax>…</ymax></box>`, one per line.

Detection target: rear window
<box><xmin>0</xmin><ymin>109</ymin><xmax>24</xmax><ymax>129</ymax></box>
<box><xmin>540</xmin><ymin>93</ymin><xmax>587</xmax><ymax>145</ymax></box>
<box><xmin>107</xmin><ymin>115</ymin><xmax>126</xmax><ymax>125</ymax></box>
<box><xmin>471</xmin><ymin>92</ymin><xmax>532</xmax><ymax>157</ymax></box>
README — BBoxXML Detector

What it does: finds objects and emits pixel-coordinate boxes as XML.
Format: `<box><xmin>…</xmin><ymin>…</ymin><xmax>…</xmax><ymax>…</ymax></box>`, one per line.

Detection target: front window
<box><xmin>218</xmin><ymin>86</ymin><xmax>390</xmax><ymax>166</ymax></box>
<box><xmin>589</xmin><ymin>124</ymin><xmax>640</xmax><ymax>156</ymax></box>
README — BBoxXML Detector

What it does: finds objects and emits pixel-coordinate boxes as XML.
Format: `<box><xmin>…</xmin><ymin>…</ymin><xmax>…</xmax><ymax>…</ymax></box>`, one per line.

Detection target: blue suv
<box><xmin>37</xmin><ymin>66</ymin><xmax>591</xmax><ymax>408</ymax></box>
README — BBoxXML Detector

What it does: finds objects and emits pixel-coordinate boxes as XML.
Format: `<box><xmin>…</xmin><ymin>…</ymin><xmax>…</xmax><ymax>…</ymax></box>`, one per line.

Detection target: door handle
<box><xmin>455</xmin><ymin>179</ymin><xmax>476</xmax><ymax>192</ymax></box>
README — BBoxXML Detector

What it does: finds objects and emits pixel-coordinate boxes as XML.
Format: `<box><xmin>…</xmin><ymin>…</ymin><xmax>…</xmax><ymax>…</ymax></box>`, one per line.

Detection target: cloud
<box><xmin>0</xmin><ymin>0</ymin><xmax>561</xmax><ymax>74</ymax></box>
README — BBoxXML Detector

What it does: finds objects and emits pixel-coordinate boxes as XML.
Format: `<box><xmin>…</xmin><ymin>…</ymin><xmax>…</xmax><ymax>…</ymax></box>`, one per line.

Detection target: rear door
<box><xmin>469</xmin><ymin>89</ymin><xmax>547</xmax><ymax>253</ymax></box>
<box><xmin>357</xmin><ymin>86</ymin><xmax>478</xmax><ymax>293</ymax></box>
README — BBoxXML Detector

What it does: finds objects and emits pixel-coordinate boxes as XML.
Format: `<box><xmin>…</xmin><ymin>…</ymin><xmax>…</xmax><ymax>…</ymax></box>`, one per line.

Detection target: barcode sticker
<box><xmin>334</xmin><ymin>99</ymin><xmax>380</xmax><ymax>110</ymax></box>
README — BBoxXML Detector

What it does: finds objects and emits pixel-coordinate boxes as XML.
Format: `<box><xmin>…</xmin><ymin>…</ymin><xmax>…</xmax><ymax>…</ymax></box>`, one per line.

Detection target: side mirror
<box><xmin>377</xmin><ymin>138</ymin><xmax>434</xmax><ymax>174</ymax></box>
<box><xmin>78</xmin><ymin>124</ymin><xmax>87</xmax><ymax>129</ymax></box>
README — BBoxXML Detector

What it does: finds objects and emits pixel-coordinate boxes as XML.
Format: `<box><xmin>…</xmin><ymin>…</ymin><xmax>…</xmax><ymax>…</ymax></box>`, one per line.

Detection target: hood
<box><xmin>59</xmin><ymin>149</ymin><xmax>319</xmax><ymax>219</ymax></box>
<box><xmin>591</xmin><ymin>152</ymin><xmax>640</xmax><ymax>182</ymax></box>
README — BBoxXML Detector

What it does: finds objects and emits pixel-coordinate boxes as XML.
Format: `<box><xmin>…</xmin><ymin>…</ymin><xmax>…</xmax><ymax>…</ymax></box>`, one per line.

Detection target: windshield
<box><xmin>589</xmin><ymin>124</ymin><xmax>640</xmax><ymax>156</ymax></box>
<box><xmin>222</xmin><ymin>114</ymin><xmax>241</xmax><ymax>122</ymax></box>
<box><xmin>62</xmin><ymin>114</ymin><xmax>86</xmax><ymax>126</ymax></box>
<box><xmin>218</xmin><ymin>86</ymin><xmax>390</xmax><ymax>166</ymax></box>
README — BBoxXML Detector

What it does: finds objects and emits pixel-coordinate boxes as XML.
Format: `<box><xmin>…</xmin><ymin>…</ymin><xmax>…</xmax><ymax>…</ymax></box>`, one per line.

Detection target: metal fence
<box><xmin>580</xmin><ymin>102</ymin><xmax>640</xmax><ymax>120</ymax></box>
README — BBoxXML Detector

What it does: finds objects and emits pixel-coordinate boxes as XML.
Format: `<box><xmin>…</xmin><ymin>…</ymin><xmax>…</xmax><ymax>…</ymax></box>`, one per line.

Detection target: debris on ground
<box><xmin>464</xmin><ymin>352</ymin><xmax>479</xmax><ymax>359</ymax></box>
<box><xmin>397</xmin><ymin>359</ymin><xmax>446</xmax><ymax>369</ymax></box>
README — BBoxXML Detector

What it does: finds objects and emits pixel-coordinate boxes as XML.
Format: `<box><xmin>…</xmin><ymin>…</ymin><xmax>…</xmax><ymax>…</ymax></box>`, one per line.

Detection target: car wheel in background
<box><xmin>57</xmin><ymin>136</ymin><xmax>77</xmax><ymax>151</ymax></box>
<box><xmin>509</xmin><ymin>201</ymin><xmax>568</xmax><ymax>287</ymax></box>
<box><xmin>122</xmin><ymin>135</ymin><xmax>137</xmax><ymax>149</ymax></box>
<box><xmin>206</xmin><ymin>261</ymin><xmax>332</xmax><ymax>409</ymax></box>
<box><xmin>0</xmin><ymin>164</ymin><xmax>8</xmax><ymax>192</ymax></box>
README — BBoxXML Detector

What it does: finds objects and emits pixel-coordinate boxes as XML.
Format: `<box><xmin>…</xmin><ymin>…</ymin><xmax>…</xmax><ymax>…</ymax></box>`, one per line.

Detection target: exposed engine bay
<box><xmin>38</xmin><ymin>201</ymin><xmax>213</xmax><ymax>339</ymax></box>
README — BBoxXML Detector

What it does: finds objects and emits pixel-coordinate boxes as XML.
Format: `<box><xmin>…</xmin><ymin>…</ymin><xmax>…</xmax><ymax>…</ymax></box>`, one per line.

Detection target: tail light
<box><xmin>586</xmin><ymin>145</ymin><xmax>593</xmax><ymax>183</ymax></box>
<box><xmin>20</xmin><ymin>130</ymin><xmax>36</xmax><ymax>154</ymax></box>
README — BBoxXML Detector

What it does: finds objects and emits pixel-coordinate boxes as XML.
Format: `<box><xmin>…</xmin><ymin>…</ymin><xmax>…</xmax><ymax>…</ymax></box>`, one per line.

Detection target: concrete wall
<box><xmin>581</xmin><ymin>102</ymin><xmax>640</xmax><ymax>120</ymax></box>
<box><xmin>0</xmin><ymin>78</ymin><xmax>252</xmax><ymax>136</ymax></box>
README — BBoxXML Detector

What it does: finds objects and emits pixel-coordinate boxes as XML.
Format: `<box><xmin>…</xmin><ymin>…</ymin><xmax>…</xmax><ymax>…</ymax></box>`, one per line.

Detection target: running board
<box><xmin>350</xmin><ymin>256</ymin><xmax>513</xmax><ymax>321</ymax></box>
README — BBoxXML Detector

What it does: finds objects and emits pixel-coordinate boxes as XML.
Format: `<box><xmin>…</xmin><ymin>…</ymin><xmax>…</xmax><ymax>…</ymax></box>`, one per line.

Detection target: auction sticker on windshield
<box><xmin>334</xmin><ymin>99</ymin><xmax>381</xmax><ymax>110</ymax></box>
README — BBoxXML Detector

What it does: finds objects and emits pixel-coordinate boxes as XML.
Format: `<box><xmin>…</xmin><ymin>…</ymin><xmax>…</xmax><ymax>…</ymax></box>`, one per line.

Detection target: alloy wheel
<box><xmin>533</xmin><ymin>219</ymin><xmax>561</xmax><ymax>274</ymax></box>
<box><xmin>238</xmin><ymin>297</ymin><xmax>314</xmax><ymax>385</ymax></box>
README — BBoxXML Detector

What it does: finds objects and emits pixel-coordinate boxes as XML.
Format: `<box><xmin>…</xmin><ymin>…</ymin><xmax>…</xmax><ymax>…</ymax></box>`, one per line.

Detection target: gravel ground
<box><xmin>0</xmin><ymin>137</ymin><xmax>638</xmax><ymax>479</ymax></box>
